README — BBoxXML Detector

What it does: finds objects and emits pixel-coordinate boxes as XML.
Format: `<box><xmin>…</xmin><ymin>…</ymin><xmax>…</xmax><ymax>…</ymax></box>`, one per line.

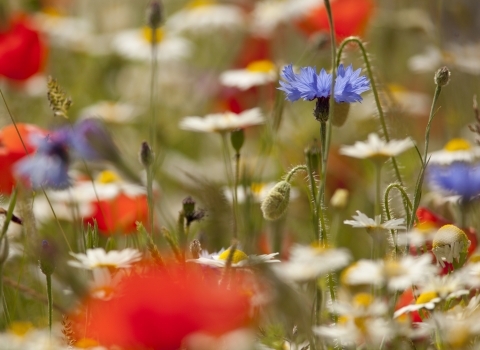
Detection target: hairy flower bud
<box><xmin>261</xmin><ymin>181</ymin><xmax>291</xmax><ymax>221</ymax></box>
<box><xmin>434</xmin><ymin>66</ymin><xmax>450</xmax><ymax>87</ymax></box>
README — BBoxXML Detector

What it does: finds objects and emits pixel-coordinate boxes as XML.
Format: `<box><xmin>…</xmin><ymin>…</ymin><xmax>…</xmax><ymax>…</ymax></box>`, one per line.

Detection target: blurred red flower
<box><xmin>0</xmin><ymin>123</ymin><xmax>48</xmax><ymax>194</ymax></box>
<box><xmin>0</xmin><ymin>14</ymin><xmax>46</xmax><ymax>81</ymax></box>
<box><xmin>294</xmin><ymin>0</ymin><xmax>375</xmax><ymax>40</ymax></box>
<box><xmin>85</xmin><ymin>191</ymin><xmax>149</xmax><ymax>235</ymax></box>
<box><xmin>72</xmin><ymin>265</ymin><xmax>251</xmax><ymax>350</ymax></box>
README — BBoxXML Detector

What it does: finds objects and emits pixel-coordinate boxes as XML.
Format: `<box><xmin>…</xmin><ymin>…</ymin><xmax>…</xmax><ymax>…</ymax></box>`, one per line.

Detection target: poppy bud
<box><xmin>261</xmin><ymin>181</ymin><xmax>291</xmax><ymax>221</ymax></box>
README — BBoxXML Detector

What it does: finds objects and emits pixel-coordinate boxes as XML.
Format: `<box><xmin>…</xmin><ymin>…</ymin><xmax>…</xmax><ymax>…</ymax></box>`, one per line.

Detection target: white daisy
<box><xmin>428</xmin><ymin>138</ymin><xmax>480</xmax><ymax>165</ymax></box>
<box><xmin>188</xmin><ymin>247</ymin><xmax>280</xmax><ymax>268</ymax></box>
<box><xmin>179</xmin><ymin>107</ymin><xmax>264</xmax><ymax>133</ymax></box>
<box><xmin>68</xmin><ymin>247</ymin><xmax>142</xmax><ymax>270</ymax></box>
<box><xmin>80</xmin><ymin>101</ymin><xmax>144</xmax><ymax>123</ymax></box>
<box><xmin>341</xmin><ymin>254</ymin><xmax>438</xmax><ymax>291</ymax></box>
<box><xmin>250</xmin><ymin>0</ymin><xmax>290</xmax><ymax>38</ymax></box>
<box><xmin>219</xmin><ymin>60</ymin><xmax>277</xmax><ymax>90</ymax></box>
<box><xmin>340</xmin><ymin>133</ymin><xmax>413</xmax><ymax>161</ymax></box>
<box><xmin>271</xmin><ymin>244</ymin><xmax>351</xmax><ymax>282</ymax></box>
<box><xmin>33</xmin><ymin>10</ymin><xmax>93</xmax><ymax>51</ymax></box>
<box><xmin>165</xmin><ymin>1</ymin><xmax>245</xmax><ymax>34</ymax></box>
<box><xmin>112</xmin><ymin>27</ymin><xmax>192</xmax><ymax>62</ymax></box>
<box><xmin>344</xmin><ymin>210</ymin><xmax>406</xmax><ymax>231</ymax></box>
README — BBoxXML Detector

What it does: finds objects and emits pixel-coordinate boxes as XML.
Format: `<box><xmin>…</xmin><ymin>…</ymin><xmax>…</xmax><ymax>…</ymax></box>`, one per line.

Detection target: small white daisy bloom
<box><xmin>341</xmin><ymin>254</ymin><xmax>438</xmax><ymax>291</ymax></box>
<box><xmin>165</xmin><ymin>1</ymin><xmax>245</xmax><ymax>34</ymax></box>
<box><xmin>219</xmin><ymin>60</ymin><xmax>277</xmax><ymax>90</ymax></box>
<box><xmin>68</xmin><ymin>248</ymin><xmax>142</xmax><ymax>270</ymax></box>
<box><xmin>428</xmin><ymin>138</ymin><xmax>480</xmax><ymax>165</ymax></box>
<box><xmin>112</xmin><ymin>27</ymin><xmax>192</xmax><ymax>62</ymax></box>
<box><xmin>417</xmin><ymin>275</ymin><xmax>469</xmax><ymax>301</ymax></box>
<box><xmin>339</xmin><ymin>133</ymin><xmax>413</xmax><ymax>161</ymax></box>
<box><xmin>344</xmin><ymin>210</ymin><xmax>406</xmax><ymax>231</ymax></box>
<box><xmin>179</xmin><ymin>107</ymin><xmax>264</xmax><ymax>133</ymax></box>
<box><xmin>80</xmin><ymin>101</ymin><xmax>144</xmax><ymax>123</ymax></box>
<box><xmin>188</xmin><ymin>247</ymin><xmax>280</xmax><ymax>268</ymax></box>
<box><xmin>250</xmin><ymin>0</ymin><xmax>290</xmax><ymax>38</ymax></box>
<box><xmin>272</xmin><ymin>244</ymin><xmax>351</xmax><ymax>282</ymax></box>
<box><xmin>33</xmin><ymin>10</ymin><xmax>93</xmax><ymax>51</ymax></box>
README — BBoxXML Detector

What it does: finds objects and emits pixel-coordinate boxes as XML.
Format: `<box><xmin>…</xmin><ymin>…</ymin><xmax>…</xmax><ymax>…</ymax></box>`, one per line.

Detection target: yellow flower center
<box><xmin>96</xmin><ymin>170</ymin><xmax>121</xmax><ymax>184</ymax></box>
<box><xmin>416</xmin><ymin>291</ymin><xmax>438</xmax><ymax>304</ymax></box>
<box><xmin>142</xmin><ymin>26</ymin><xmax>164</xmax><ymax>43</ymax></box>
<box><xmin>76</xmin><ymin>338</ymin><xmax>100</xmax><ymax>348</ymax></box>
<box><xmin>218</xmin><ymin>249</ymin><xmax>248</xmax><ymax>264</ymax></box>
<box><xmin>8</xmin><ymin>322</ymin><xmax>33</xmax><ymax>336</ymax></box>
<box><xmin>41</xmin><ymin>7</ymin><xmax>63</xmax><ymax>16</ymax></box>
<box><xmin>187</xmin><ymin>0</ymin><xmax>215</xmax><ymax>8</ymax></box>
<box><xmin>353</xmin><ymin>293</ymin><xmax>373</xmax><ymax>307</ymax></box>
<box><xmin>468</xmin><ymin>254</ymin><xmax>480</xmax><ymax>264</ymax></box>
<box><xmin>384</xmin><ymin>260</ymin><xmax>406</xmax><ymax>278</ymax></box>
<box><xmin>246</xmin><ymin>60</ymin><xmax>276</xmax><ymax>73</ymax></box>
<box><xmin>433</xmin><ymin>224</ymin><xmax>468</xmax><ymax>248</ymax></box>
<box><xmin>444</xmin><ymin>138</ymin><xmax>471</xmax><ymax>152</ymax></box>
<box><xmin>251</xmin><ymin>183</ymin><xmax>266</xmax><ymax>195</ymax></box>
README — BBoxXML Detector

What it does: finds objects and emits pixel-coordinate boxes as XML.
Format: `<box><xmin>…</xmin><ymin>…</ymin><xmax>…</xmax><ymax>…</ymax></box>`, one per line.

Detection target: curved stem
<box><xmin>336</xmin><ymin>37</ymin><xmax>404</xmax><ymax>186</ymax></box>
<box><xmin>285</xmin><ymin>165</ymin><xmax>308</xmax><ymax>183</ymax></box>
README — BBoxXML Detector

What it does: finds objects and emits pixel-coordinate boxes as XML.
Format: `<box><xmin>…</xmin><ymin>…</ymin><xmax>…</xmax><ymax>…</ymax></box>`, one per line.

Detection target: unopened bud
<box><xmin>304</xmin><ymin>143</ymin><xmax>320</xmax><ymax>172</ymax></box>
<box><xmin>432</xmin><ymin>224</ymin><xmax>469</xmax><ymax>268</ymax></box>
<box><xmin>434</xmin><ymin>66</ymin><xmax>450</xmax><ymax>87</ymax></box>
<box><xmin>190</xmin><ymin>239</ymin><xmax>202</xmax><ymax>259</ymax></box>
<box><xmin>39</xmin><ymin>240</ymin><xmax>56</xmax><ymax>276</ymax></box>
<box><xmin>261</xmin><ymin>181</ymin><xmax>291</xmax><ymax>221</ymax></box>
<box><xmin>230</xmin><ymin>129</ymin><xmax>245</xmax><ymax>153</ymax></box>
<box><xmin>182</xmin><ymin>196</ymin><xmax>196</xmax><ymax>217</ymax></box>
<box><xmin>147</xmin><ymin>1</ymin><xmax>163</xmax><ymax>29</ymax></box>
<box><xmin>139</xmin><ymin>141</ymin><xmax>154</xmax><ymax>167</ymax></box>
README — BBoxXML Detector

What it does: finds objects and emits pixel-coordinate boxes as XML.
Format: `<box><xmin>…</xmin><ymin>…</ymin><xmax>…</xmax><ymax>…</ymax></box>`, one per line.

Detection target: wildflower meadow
<box><xmin>1</xmin><ymin>0</ymin><xmax>480</xmax><ymax>349</ymax></box>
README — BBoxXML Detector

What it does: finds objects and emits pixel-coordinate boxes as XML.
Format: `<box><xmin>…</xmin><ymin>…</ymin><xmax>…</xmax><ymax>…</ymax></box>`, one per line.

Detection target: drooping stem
<box><xmin>336</xmin><ymin>37</ymin><xmax>404</xmax><ymax>186</ymax></box>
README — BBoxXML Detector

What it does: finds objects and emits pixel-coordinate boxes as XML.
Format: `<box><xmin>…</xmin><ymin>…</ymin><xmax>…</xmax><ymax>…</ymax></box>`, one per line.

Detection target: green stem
<box><xmin>46</xmin><ymin>273</ymin><xmax>53</xmax><ymax>336</ymax></box>
<box><xmin>150</xmin><ymin>30</ymin><xmax>158</xmax><ymax>154</ymax></box>
<box><xmin>305</xmin><ymin>155</ymin><xmax>319</xmax><ymax>241</ymax></box>
<box><xmin>221</xmin><ymin>133</ymin><xmax>238</xmax><ymax>239</ymax></box>
<box><xmin>234</xmin><ymin>152</ymin><xmax>241</xmax><ymax>238</ymax></box>
<box><xmin>315</xmin><ymin>122</ymin><xmax>328</xmax><ymax>246</ymax></box>
<box><xmin>336</xmin><ymin>37</ymin><xmax>404</xmax><ymax>186</ymax></box>
<box><xmin>409</xmin><ymin>85</ymin><xmax>442</xmax><ymax>231</ymax></box>
<box><xmin>374</xmin><ymin>162</ymin><xmax>383</xmax><ymax>218</ymax></box>
<box><xmin>285</xmin><ymin>165</ymin><xmax>308</xmax><ymax>183</ymax></box>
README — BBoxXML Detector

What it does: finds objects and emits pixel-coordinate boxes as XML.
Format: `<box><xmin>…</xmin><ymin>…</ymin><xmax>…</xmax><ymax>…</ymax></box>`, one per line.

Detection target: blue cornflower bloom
<box><xmin>278</xmin><ymin>63</ymin><xmax>370</xmax><ymax>123</ymax></box>
<box><xmin>15</xmin><ymin>132</ymin><xmax>71</xmax><ymax>189</ymax></box>
<box><xmin>428</xmin><ymin>162</ymin><xmax>480</xmax><ymax>203</ymax></box>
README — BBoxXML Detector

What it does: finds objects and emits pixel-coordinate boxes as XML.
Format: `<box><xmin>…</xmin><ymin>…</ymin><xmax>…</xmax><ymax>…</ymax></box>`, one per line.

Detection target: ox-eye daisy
<box><xmin>188</xmin><ymin>247</ymin><xmax>279</xmax><ymax>268</ymax></box>
<box><xmin>220</xmin><ymin>60</ymin><xmax>277</xmax><ymax>90</ymax></box>
<box><xmin>179</xmin><ymin>107</ymin><xmax>264</xmax><ymax>133</ymax></box>
<box><xmin>165</xmin><ymin>0</ymin><xmax>245</xmax><ymax>34</ymax></box>
<box><xmin>271</xmin><ymin>244</ymin><xmax>351</xmax><ymax>282</ymax></box>
<box><xmin>80</xmin><ymin>101</ymin><xmax>144</xmax><ymax>123</ymax></box>
<box><xmin>341</xmin><ymin>254</ymin><xmax>437</xmax><ymax>291</ymax></box>
<box><xmin>68</xmin><ymin>248</ymin><xmax>142</xmax><ymax>270</ymax></box>
<box><xmin>428</xmin><ymin>138</ymin><xmax>480</xmax><ymax>165</ymax></box>
<box><xmin>340</xmin><ymin>133</ymin><xmax>413</xmax><ymax>162</ymax></box>
<box><xmin>344</xmin><ymin>210</ymin><xmax>406</xmax><ymax>232</ymax></box>
<box><xmin>112</xmin><ymin>27</ymin><xmax>192</xmax><ymax>62</ymax></box>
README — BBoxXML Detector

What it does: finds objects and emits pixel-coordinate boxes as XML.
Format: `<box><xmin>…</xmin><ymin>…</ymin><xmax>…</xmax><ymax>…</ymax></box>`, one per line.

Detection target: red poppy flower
<box><xmin>80</xmin><ymin>171</ymin><xmax>150</xmax><ymax>235</ymax></box>
<box><xmin>85</xmin><ymin>191</ymin><xmax>149</xmax><ymax>235</ymax></box>
<box><xmin>294</xmin><ymin>0</ymin><xmax>375</xmax><ymax>40</ymax></box>
<box><xmin>0</xmin><ymin>123</ymin><xmax>48</xmax><ymax>194</ymax></box>
<box><xmin>72</xmin><ymin>264</ymin><xmax>251</xmax><ymax>350</ymax></box>
<box><xmin>0</xmin><ymin>14</ymin><xmax>46</xmax><ymax>81</ymax></box>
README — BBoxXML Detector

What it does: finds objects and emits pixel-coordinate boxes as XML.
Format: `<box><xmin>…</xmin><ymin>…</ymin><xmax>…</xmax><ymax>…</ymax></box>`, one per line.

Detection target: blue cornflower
<box><xmin>15</xmin><ymin>132</ymin><xmax>71</xmax><ymax>189</ymax></box>
<box><xmin>278</xmin><ymin>63</ymin><xmax>370</xmax><ymax>122</ymax></box>
<box><xmin>427</xmin><ymin>162</ymin><xmax>480</xmax><ymax>203</ymax></box>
